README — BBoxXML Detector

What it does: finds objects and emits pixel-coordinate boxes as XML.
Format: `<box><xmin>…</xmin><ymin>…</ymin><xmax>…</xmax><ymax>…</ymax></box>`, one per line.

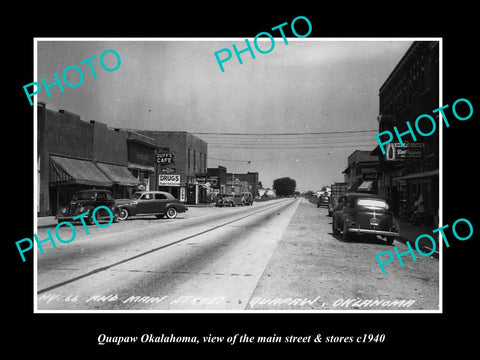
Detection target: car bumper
<box><xmin>347</xmin><ymin>228</ymin><xmax>399</xmax><ymax>237</ymax></box>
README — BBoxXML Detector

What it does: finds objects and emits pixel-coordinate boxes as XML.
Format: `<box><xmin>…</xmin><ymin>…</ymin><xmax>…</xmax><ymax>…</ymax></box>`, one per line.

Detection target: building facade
<box><xmin>207</xmin><ymin>166</ymin><xmax>228</xmax><ymax>196</ymax></box>
<box><xmin>342</xmin><ymin>150</ymin><xmax>380</xmax><ymax>193</ymax></box>
<box><xmin>226</xmin><ymin>172</ymin><xmax>259</xmax><ymax>197</ymax></box>
<box><xmin>372</xmin><ymin>41</ymin><xmax>439</xmax><ymax>222</ymax></box>
<box><xmin>136</xmin><ymin>131</ymin><xmax>208</xmax><ymax>204</ymax></box>
<box><xmin>37</xmin><ymin>103</ymin><xmax>161</xmax><ymax>216</ymax></box>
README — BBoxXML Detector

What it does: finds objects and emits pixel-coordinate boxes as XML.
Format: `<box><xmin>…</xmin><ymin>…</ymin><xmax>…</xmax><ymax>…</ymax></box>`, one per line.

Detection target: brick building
<box><xmin>136</xmin><ymin>131</ymin><xmax>208</xmax><ymax>204</ymax></box>
<box><xmin>342</xmin><ymin>150</ymin><xmax>380</xmax><ymax>193</ymax></box>
<box><xmin>226</xmin><ymin>172</ymin><xmax>259</xmax><ymax>197</ymax></box>
<box><xmin>37</xmin><ymin>103</ymin><xmax>160</xmax><ymax>216</ymax></box>
<box><xmin>371</xmin><ymin>41</ymin><xmax>440</xmax><ymax>222</ymax></box>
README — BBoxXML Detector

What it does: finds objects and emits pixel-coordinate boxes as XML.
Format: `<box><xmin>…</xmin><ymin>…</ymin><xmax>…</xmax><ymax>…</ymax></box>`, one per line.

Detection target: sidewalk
<box><xmin>37</xmin><ymin>216</ymin><xmax>57</xmax><ymax>229</ymax></box>
<box><xmin>397</xmin><ymin>220</ymin><xmax>439</xmax><ymax>258</ymax></box>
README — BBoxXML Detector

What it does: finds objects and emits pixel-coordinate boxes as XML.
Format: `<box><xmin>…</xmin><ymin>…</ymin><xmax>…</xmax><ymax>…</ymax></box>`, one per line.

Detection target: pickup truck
<box><xmin>215</xmin><ymin>193</ymin><xmax>246</xmax><ymax>207</ymax></box>
<box><xmin>328</xmin><ymin>182</ymin><xmax>348</xmax><ymax>216</ymax></box>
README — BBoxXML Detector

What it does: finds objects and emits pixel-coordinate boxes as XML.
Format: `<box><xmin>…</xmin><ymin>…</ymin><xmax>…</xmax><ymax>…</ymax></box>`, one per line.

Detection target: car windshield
<box><xmin>357</xmin><ymin>198</ymin><xmax>389</xmax><ymax>210</ymax></box>
<box><xmin>132</xmin><ymin>192</ymin><xmax>142</xmax><ymax>200</ymax></box>
<box><xmin>73</xmin><ymin>192</ymin><xmax>96</xmax><ymax>200</ymax></box>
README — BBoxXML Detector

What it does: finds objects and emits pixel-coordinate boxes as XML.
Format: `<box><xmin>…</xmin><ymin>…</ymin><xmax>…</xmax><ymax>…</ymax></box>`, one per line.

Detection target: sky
<box><xmin>36</xmin><ymin>39</ymin><xmax>413</xmax><ymax>192</ymax></box>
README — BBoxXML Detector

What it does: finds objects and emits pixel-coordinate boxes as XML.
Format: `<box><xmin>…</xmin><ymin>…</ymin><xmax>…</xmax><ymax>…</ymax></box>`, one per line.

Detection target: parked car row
<box><xmin>56</xmin><ymin>189</ymin><xmax>187</xmax><ymax>224</ymax></box>
<box><xmin>56</xmin><ymin>189</ymin><xmax>256</xmax><ymax>225</ymax></box>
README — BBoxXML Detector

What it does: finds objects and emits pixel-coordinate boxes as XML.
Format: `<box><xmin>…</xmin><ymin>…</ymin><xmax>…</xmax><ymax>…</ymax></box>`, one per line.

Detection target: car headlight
<box><xmin>61</xmin><ymin>207</ymin><xmax>67</xmax><ymax>214</ymax></box>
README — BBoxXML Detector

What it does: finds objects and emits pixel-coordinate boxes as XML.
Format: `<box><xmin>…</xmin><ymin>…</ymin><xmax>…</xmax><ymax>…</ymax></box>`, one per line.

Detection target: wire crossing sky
<box><xmin>37</xmin><ymin>39</ymin><xmax>413</xmax><ymax>191</ymax></box>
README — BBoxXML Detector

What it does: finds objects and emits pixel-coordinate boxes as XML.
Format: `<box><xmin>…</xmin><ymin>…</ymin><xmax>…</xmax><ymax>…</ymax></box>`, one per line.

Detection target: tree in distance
<box><xmin>273</xmin><ymin>177</ymin><xmax>297</xmax><ymax>197</ymax></box>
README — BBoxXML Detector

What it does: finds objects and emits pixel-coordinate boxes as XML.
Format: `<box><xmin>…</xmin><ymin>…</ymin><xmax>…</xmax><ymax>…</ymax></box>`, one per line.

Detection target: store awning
<box><xmin>50</xmin><ymin>156</ymin><xmax>113</xmax><ymax>187</ymax></box>
<box><xmin>96</xmin><ymin>162</ymin><xmax>142</xmax><ymax>186</ymax></box>
<box><xmin>393</xmin><ymin>169</ymin><xmax>439</xmax><ymax>181</ymax></box>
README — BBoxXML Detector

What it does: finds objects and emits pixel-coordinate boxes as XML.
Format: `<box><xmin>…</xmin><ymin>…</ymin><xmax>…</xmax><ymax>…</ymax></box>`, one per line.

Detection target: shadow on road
<box><xmin>329</xmin><ymin>231</ymin><xmax>393</xmax><ymax>246</ymax></box>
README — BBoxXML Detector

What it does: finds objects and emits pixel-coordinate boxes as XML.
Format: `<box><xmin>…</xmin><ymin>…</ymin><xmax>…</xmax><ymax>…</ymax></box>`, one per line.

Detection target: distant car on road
<box><xmin>216</xmin><ymin>193</ymin><xmax>246</xmax><ymax>207</ymax></box>
<box><xmin>116</xmin><ymin>191</ymin><xmax>187</xmax><ymax>220</ymax></box>
<box><xmin>56</xmin><ymin>189</ymin><xmax>119</xmax><ymax>225</ymax></box>
<box><xmin>333</xmin><ymin>193</ymin><xmax>399</xmax><ymax>245</ymax></box>
<box><xmin>241</xmin><ymin>191</ymin><xmax>254</xmax><ymax>206</ymax></box>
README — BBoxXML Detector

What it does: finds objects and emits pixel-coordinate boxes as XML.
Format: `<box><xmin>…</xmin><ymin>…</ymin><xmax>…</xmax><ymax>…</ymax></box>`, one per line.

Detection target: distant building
<box><xmin>226</xmin><ymin>172</ymin><xmax>259</xmax><ymax>197</ymax></box>
<box><xmin>207</xmin><ymin>166</ymin><xmax>228</xmax><ymax>195</ymax></box>
<box><xmin>342</xmin><ymin>150</ymin><xmax>380</xmax><ymax>193</ymax></box>
<box><xmin>258</xmin><ymin>188</ymin><xmax>276</xmax><ymax>198</ymax></box>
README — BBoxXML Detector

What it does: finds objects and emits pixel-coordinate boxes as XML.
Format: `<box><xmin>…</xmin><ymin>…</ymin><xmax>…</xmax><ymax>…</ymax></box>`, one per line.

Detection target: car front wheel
<box><xmin>332</xmin><ymin>221</ymin><xmax>340</xmax><ymax>235</ymax></box>
<box><xmin>166</xmin><ymin>207</ymin><xmax>177</xmax><ymax>219</ymax></box>
<box><xmin>118</xmin><ymin>208</ymin><xmax>129</xmax><ymax>221</ymax></box>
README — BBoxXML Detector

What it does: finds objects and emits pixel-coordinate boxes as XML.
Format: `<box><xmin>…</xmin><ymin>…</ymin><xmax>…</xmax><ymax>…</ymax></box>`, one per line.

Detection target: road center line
<box><xmin>37</xmin><ymin>199</ymin><xmax>293</xmax><ymax>294</ymax></box>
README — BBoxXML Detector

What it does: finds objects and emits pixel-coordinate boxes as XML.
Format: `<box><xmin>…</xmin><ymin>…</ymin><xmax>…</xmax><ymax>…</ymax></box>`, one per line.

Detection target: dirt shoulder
<box><xmin>245</xmin><ymin>199</ymin><xmax>440</xmax><ymax>311</ymax></box>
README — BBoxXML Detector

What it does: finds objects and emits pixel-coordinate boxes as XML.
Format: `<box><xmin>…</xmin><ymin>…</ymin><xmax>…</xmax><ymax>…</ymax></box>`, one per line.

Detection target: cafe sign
<box><xmin>156</xmin><ymin>153</ymin><xmax>175</xmax><ymax>165</ymax></box>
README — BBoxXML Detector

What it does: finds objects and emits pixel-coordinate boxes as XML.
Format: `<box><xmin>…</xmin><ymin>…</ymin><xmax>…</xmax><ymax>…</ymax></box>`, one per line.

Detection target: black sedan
<box><xmin>333</xmin><ymin>193</ymin><xmax>399</xmax><ymax>245</ymax></box>
<box><xmin>56</xmin><ymin>189</ymin><xmax>120</xmax><ymax>224</ymax></box>
<box><xmin>116</xmin><ymin>191</ymin><xmax>187</xmax><ymax>220</ymax></box>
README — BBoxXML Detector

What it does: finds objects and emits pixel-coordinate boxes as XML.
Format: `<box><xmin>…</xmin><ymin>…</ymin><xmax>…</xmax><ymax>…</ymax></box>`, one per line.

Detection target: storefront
<box><xmin>158</xmin><ymin>173</ymin><xmax>181</xmax><ymax>200</ymax></box>
<box><xmin>49</xmin><ymin>155</ymin><xmax>113</xmax><ymax>215</ymax></box>
<box><xmin>393</xmin><ymin>169</ymin><xmax>439</xmax><ymax>224</ymax></box>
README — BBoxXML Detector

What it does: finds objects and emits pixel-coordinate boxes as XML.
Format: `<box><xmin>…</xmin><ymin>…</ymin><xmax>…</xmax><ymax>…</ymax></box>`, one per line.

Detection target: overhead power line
<box><xmin>193</xmin><ymin>130</ymin><xmax>378</xmax><ymax>136</ymax></box>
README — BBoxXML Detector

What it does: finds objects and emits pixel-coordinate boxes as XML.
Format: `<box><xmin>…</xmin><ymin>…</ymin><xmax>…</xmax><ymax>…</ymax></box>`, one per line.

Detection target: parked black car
<box><xmin>116</xmin><ymin>191</ymin><xmax>187</xmax><ymax>220</ymax></box>
<box><xmin>333</xmin><ymin>193</ymin><xmax>399</xmax><ymax>245</ymax></box>
<box><xmin>56</xmin><ymin>189</ymin><xmax>120</xmax><ymax>224</ymax></box>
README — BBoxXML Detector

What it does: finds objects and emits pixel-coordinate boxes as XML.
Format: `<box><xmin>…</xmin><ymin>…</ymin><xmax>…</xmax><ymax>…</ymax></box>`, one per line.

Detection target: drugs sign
<box><xmin>158</xmin><ymin>174</ymin><xmax>180</xmax><ymax>186</ymax></box>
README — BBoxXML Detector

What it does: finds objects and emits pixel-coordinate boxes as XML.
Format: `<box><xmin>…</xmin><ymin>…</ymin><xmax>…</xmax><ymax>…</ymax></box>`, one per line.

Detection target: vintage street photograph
<box><xmin>33</xmin><ymin>38</ymin><xmax>441</xmax><ymax>312</ymax></box>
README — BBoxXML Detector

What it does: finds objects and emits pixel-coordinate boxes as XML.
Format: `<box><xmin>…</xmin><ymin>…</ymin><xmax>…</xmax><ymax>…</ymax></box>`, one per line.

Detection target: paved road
<box><xmin>36</xmin><ymin>198</ymin><xmax>439</xmax><ymax>311</ymax></box>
